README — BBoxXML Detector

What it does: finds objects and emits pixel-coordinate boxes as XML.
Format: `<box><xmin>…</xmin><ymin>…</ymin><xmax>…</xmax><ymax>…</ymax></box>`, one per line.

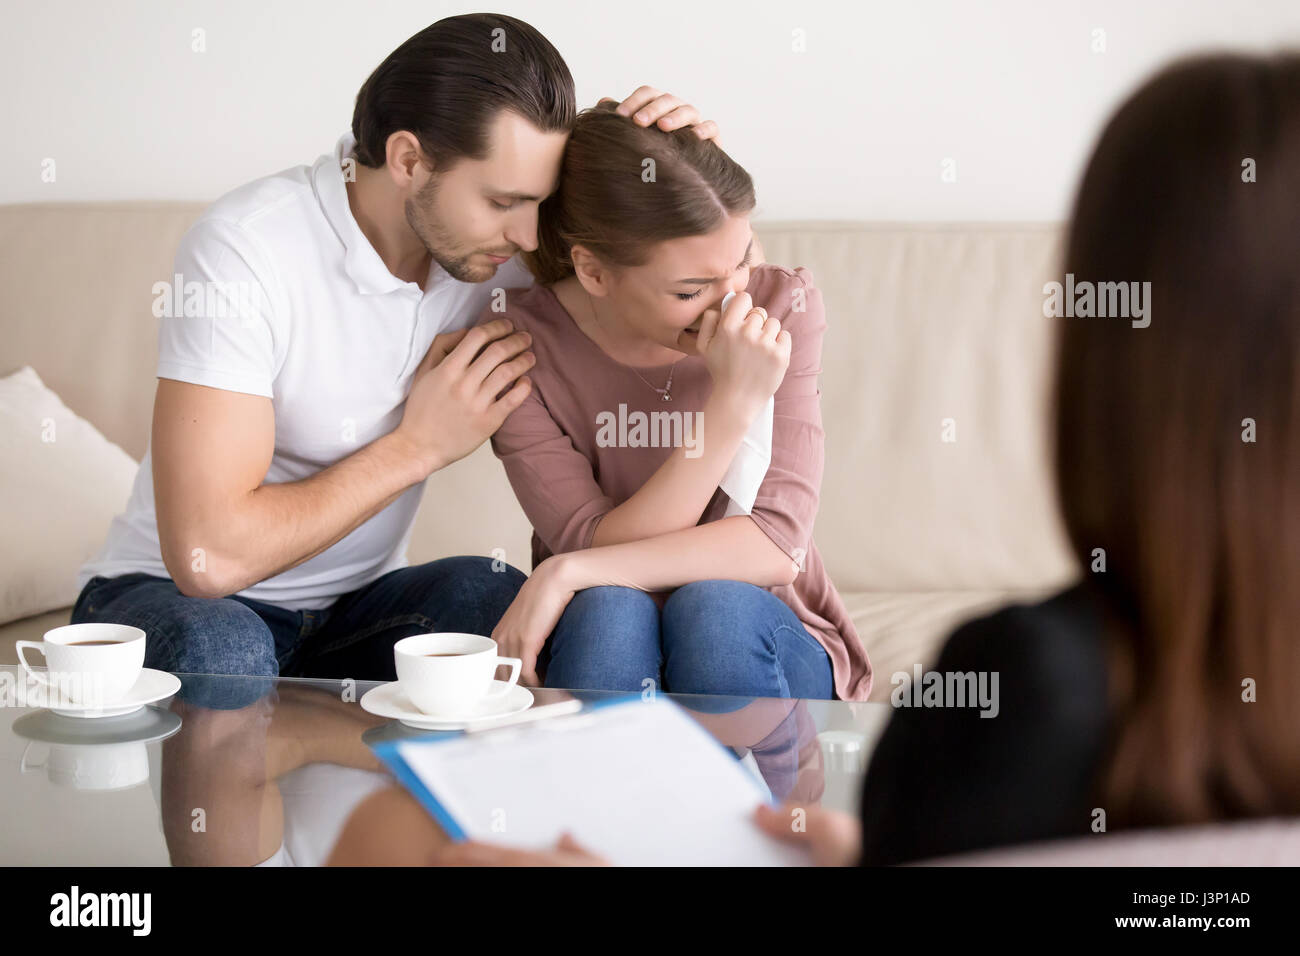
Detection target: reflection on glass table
<box><xmin>0</xmin><ymin>665</ymin><xmax>889</xmax><ymax>866</ymax></box>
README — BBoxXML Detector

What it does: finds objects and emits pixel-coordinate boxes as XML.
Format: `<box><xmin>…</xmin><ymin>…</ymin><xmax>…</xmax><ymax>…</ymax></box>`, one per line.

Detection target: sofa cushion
<box><xmin>840</xmin><ymin>587</ymin><xmax>1063</xmax><ymax>701</ymax></box>
<box><xmin>0</xmin><ymin>366</ymin><xmax>138</xmax><ymax>625</ymax></box>
<box><xmin>0</xmin><ymin>608</ymin><xmax>72</xmax><ymax>661</ymax></box>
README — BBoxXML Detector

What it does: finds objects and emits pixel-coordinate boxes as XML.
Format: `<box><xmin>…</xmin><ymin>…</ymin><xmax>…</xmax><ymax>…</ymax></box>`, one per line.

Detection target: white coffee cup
<box><xmin>393</xmin><ymin>633</ymin><xmax>522</xmax><ymax>717</ymax></box>
<box><xmin>16</xmin><ymin>623</ymin><xmax>146</xmax><ymax>707</ymax></box>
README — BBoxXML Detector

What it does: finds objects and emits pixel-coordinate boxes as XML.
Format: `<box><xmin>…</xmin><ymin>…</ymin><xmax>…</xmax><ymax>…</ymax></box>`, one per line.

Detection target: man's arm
<box><xmin>154</xmin><ymin>319</ymin><xmax>534</xmax><ymax>599</ymax></box>
<box><xmin>153</xmin><ymin>380</ymin><xmax>426</xmax><ymax>598</ymax></box>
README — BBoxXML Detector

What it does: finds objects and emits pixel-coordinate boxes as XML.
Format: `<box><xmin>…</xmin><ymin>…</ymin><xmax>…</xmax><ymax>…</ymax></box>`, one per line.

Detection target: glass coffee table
<box><xmin>0</xmin><ymin>664</ymin><xmax>890</xmax><ymax>865</ymax></box>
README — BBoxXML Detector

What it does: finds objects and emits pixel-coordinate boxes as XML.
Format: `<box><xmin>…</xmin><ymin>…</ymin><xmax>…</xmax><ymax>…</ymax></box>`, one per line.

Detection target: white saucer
<box><xmin>13</xmin><ymin>705</ymin><xmax>183</xmax><ymax>745</ymax></box>
<box><xmin>31</xmin><ymin>669</ymin><xmax>182</xmax><ymax>719</ymax></box>
<box><xmin>359</xmin><ymin>680</ymin><xmax>534</xmax><ymax>730</ymax></box>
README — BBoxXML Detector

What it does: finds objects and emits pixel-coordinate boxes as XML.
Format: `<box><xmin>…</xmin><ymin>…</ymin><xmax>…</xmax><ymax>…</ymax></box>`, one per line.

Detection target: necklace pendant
<box><xmin>661</xmin><ymin>391</ymin><xmax>672</xmax><ymax>402</ymax></box>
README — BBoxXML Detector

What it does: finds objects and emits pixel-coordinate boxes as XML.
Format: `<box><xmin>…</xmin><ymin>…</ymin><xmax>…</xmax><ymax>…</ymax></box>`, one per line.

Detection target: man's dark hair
<box><xmin>351</xmin><ymin>13</ymin><xmax>576</xmax><ymax>170</ymax></box>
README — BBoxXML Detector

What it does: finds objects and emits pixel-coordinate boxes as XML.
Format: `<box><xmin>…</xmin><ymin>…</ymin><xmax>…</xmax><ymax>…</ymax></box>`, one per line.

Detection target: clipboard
<box><xmin>369</xmin><ymin>695</ymin><xmax>809</xmax><ymax>866</ymax></box>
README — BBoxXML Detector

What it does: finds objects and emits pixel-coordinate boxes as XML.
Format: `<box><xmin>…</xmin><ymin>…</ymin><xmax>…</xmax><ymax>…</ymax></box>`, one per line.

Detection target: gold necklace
<box><xmin>588</xmin><ymin>292</ymin><xmax>680</xmax><ymax>402</ymax></box>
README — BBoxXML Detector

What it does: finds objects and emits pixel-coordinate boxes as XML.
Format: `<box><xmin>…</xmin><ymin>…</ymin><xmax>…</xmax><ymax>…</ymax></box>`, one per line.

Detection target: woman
<box><xmin>419</xmin><ymin>51</ymin><xmax>1300</xmax><ymax>866</ymax></box>
<box><xmin>758</xmin><ymin>50</ymin><xmax>1300</xmax><ymax>865</ymax></box>
<box><xmin>485</xmin><ymin>101</ymin><xmax>871</xmax><ymax>702</ymax></box>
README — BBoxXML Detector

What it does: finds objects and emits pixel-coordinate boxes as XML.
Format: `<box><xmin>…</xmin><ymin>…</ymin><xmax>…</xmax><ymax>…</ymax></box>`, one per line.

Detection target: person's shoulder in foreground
<box><xmin>858</xmin><ymin>582</ymin><xmax>1113</xmax><ymax>865</ymax></box>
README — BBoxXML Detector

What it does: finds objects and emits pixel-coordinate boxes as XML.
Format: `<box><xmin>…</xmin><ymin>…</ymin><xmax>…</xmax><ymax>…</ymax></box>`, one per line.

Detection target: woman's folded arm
<box><xmin>587</xmin><ymin>390</ymin><xmax>757</xmax><ymax>547</ymax></box>
<box><xmin>549</xmin><ymin>515</ymin><xmax>800</xmax><ymax>593</ymax></box>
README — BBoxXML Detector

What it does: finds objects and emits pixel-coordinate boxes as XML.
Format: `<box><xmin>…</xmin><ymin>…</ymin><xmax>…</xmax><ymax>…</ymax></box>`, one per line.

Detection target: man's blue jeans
<box><xmin>537</xmin><ymin>580</ymin><xmax>834</xmax><ymax>702</ymax></box>
<box><xmin>69</xmin><ymin>555</ymin><xmax>526</xmax><ymax>709</ymax></box>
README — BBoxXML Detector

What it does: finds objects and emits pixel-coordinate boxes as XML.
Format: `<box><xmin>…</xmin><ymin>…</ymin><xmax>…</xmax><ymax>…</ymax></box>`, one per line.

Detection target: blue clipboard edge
<box><xmin>370</xmin><ymin>738</ymin><xmax>470</xmax><ymax>841</ymax></box>
<box><xmin>367</xmin><ymin>693</ymin><xmax>783</xmax><ymax>844</ymax></box>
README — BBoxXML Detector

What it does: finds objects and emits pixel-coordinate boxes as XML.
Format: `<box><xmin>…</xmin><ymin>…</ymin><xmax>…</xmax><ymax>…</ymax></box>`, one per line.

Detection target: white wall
<box><xmin>3</xmin><ymin>0</ymin><xmax>1298</xmax><ymax>219</ymax></box>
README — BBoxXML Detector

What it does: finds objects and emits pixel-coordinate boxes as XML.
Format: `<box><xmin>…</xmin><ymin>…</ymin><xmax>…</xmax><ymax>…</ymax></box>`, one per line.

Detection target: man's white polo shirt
<box><xmin>76</xmin><ymin>132</ymin><xmax>535</xmax><ymax>609</ymax></box>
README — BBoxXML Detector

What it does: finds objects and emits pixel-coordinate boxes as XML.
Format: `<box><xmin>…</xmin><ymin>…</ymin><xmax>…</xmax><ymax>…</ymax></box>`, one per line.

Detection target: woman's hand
<box><xmin>430</xmin><ymin>832</ymin><xmax>609</xmax><ymax>867</ymax></box>
<box><xmin>490</xmin><ymin>556</ymin><xmax>576</xmax><ymax>685</ymax></box>
<box><xmin>683</xmin><ymin>292</ymin><xmax>791</xmax><ymax>417</ymax></box>
<box><xmin>753</xmin><ymin>799</ymin><xmax>862</xmax><ymax>867</ymax></box>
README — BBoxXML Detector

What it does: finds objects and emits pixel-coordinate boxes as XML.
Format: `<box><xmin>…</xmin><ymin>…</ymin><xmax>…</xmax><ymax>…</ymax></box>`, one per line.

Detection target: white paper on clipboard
<box><xmin>391</xmin><ymin>697</ymin><xmax>809</xmax><ymax>866</ymax></box>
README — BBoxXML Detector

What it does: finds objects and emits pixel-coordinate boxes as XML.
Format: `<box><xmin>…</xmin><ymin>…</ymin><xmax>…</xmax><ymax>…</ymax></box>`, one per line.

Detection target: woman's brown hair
<box><xmin>523</xmin><ymin>101</ymin><xmax>756</xmax><ymax>284</ymax></box>
<box><xmin>1055</xmin><ymin>52</ymin><xmax>1300</xmax><ymax>828</ymax></box>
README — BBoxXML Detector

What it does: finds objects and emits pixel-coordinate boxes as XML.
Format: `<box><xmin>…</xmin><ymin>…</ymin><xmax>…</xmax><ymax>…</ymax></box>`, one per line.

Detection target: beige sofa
<box><xmin>0</xmin><ymin>203</ymin><xmax>1078</xmax><ymax>691</ymax></box>
<box><xmin>5</xmin><ymin>202</ymin><xmax>1295</xmax><ymax>865</ymax></box>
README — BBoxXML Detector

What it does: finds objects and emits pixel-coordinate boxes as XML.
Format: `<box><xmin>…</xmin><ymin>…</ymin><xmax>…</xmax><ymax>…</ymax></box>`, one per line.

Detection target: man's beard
<box><xmin>404</xmin><ymin>175</ymin><xmax>492</xmax><ymax>284</ymax></box>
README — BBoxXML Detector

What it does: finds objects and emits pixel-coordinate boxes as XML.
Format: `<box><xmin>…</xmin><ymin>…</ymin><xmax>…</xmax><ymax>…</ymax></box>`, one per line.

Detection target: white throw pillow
<box><xmin>0</xmin><ymin>366</ymin><xmax>138</xmax><ymax>624</ymax></box>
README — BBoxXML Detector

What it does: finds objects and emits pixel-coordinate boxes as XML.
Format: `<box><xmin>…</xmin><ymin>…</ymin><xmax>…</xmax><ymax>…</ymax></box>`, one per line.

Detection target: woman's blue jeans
<box><xmin>537</xmin><ymin>580</ymin><xmax>834</xmax><ymax>701</ymax></box>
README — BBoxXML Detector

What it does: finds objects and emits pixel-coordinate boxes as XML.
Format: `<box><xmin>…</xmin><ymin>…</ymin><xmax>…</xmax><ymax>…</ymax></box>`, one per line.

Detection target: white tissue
<box><xmin>715</xmin><ymin>291</ymin><xmax>776</xmax><ymax>516</ymax></box>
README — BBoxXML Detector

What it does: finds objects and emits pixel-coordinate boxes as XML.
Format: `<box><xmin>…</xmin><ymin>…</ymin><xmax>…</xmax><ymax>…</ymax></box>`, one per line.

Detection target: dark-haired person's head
<box><xmin>524</xmin><ymin>101</ymin><xmax>757</xmax><ymax>353</ymax></box>
<box><xmin>350</xmin><ymin>13</ymin><xmax>576</xmax><ymax>282</ymax></box>
<box><xmin>1054</xmin><ymin>52</ymin><xmax>1300</xmax><ymax>828</ymax></box>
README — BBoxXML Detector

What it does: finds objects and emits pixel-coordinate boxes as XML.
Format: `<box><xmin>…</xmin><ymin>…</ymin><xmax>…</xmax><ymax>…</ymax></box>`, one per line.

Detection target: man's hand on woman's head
<box><xmin>601</xmin><ymin>88</ymin><xmax>722</xmax><ymax>145</ymax></box>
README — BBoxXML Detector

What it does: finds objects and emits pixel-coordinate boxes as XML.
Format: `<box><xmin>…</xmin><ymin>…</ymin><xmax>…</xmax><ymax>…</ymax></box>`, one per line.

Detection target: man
<box><xmin>71</xmin><ymin>13</ymin><xmax>722</xmax><ymax>697</ymax></box>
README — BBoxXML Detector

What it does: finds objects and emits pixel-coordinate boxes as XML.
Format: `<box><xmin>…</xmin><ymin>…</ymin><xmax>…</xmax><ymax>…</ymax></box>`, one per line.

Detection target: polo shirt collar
<box><xmin>314</xmin><ymin>131</ymin><xmax>447</xmax><ymax>296</ymax></box>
